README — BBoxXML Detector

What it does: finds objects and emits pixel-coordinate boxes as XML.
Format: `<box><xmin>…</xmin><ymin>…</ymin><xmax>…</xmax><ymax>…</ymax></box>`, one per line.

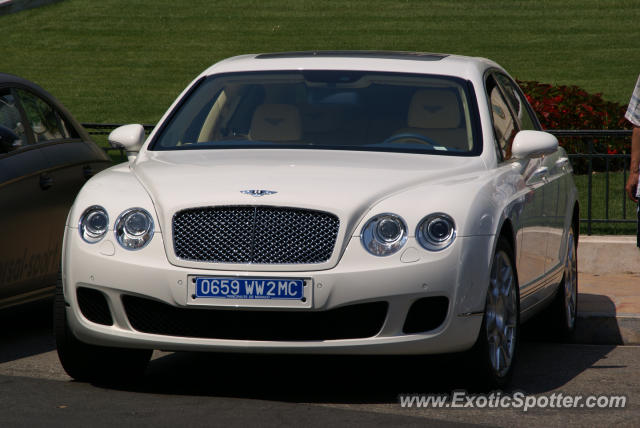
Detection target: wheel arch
<box><xmin>497</xmin><ymin>217</ymin><xmax>517</xmax><ymax>261</ymax></box>
<box><xmin>572</xmin><ymin>201</ymin><xmax>580</xmax><ymax>247</ymax></box>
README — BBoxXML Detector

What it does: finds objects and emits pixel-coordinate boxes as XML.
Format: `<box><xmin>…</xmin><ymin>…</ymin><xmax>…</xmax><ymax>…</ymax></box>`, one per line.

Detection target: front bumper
<box><xmin>62</xmin><ymin>227</ymin><xmax>493</xmax><ymax>355</ymax></box>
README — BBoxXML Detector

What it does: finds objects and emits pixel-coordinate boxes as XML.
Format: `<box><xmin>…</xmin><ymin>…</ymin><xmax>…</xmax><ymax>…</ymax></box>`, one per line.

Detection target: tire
<box><xmin>470</xmin><ymin>236</ymin><xmax>520</xmax><ymax>389</ymax></box>
<box><xmin>54</xmin><ymin>271</ymin><xmax>152</xmax><ymax>384</ymax></box>
<box><xmin>549</xmin><ymin>224</ymin><xmax>578</xmax><ymax>339</ymax></box>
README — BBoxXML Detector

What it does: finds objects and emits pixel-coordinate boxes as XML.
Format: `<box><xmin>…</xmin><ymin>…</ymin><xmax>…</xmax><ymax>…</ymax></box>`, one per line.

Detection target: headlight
<box><xmin>79</xmin><ymin>206</ymin><xmax>109</xmax><ymax>243</ymax></box>
<box><xmin>361</xmin><ymin>213</ymin><xmax>407</xmax><ymax>256</ymax></box>
<box><xmin>115</xmin><ymin>208</ymin><xmax>154</xmax><ymax>250</ymax></box>
<box><xmin>416</xmin><ymin>213</ymin><xmax>456</xmax><ymax>251</ymax></box>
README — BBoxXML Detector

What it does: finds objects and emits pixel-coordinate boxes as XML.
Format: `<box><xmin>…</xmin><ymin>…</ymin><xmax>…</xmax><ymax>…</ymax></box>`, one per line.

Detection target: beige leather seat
<box><xmin>249</xmin><ymin>104</ymin><xmax>302</xmax><ymax>142</ymax></box>
<box><xmin>396</xmin><ymin>89</ymin><xmax>469</xmax><ymax>150</ymax></box>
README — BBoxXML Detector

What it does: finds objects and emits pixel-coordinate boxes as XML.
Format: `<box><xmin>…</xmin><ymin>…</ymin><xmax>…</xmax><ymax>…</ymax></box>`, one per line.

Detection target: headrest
<box><xmin>249</xmin><ymin>104</ymin><xmax>302</xmax><ymax>141</ymax></box>
<box><xmin>407</xmin><ymin>89</ymin><xmax>461</xmax><ymax>129</ymax></box>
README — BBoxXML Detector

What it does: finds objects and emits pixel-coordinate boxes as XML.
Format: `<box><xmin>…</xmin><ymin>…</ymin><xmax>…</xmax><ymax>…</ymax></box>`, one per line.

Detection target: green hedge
<box><xmin>518</xmin><ymin>80</ymin><xmax>632</xmax><ymax>174</ymax></box>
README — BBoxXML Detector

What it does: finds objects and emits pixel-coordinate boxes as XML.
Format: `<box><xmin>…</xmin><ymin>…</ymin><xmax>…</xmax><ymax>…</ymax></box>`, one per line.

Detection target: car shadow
<box><xmin>139</xmin><ymin>351</ymin><xmax>479</xmax><ymax>403</ymax></box>
<box><xmin>521</xmin><ymin>293</ymin><xmax>624</xmax><ymax>342</ymax></box>
<box><xmin>117</xmin><ymin>335</ymin><xmax>616</xmax><ymax>403</ymax></box>
<box><xmin>573</xmin><ymin>293</ymin><xmax>627</xmax><ymax>345</ymax></box>
<box><xmin>0</xmin><ymin>299</ymin><xmax>56</xmax><ymax>363</ymax></box>
<box><xmin>515</xmin><ymin>292</ymin><xmax>622</xmax><ymax>394</ymax></box>
<box><xmin>122</xmin><ymin>292</ymin><xmax>622</xmax><ymax>402</ymax></box>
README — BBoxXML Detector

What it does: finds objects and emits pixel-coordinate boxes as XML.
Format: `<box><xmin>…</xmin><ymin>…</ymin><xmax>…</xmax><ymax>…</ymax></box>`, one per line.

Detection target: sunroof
<box><xmin>255</xmin><ymin>51</ymin><xmax>448</xmax><ymax>61</ymax></box>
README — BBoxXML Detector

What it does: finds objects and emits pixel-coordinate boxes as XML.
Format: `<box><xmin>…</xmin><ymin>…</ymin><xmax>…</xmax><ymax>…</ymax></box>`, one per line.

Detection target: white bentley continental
<box><xmin>56</xmin><ymin>51</ymin><xmax>579</xmax><ymax>387</ymax></box>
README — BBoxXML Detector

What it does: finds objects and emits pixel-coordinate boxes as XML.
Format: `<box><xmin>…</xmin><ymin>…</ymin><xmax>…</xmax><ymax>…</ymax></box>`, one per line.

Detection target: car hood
<box><xmin>133</xmin><ymin>149</ymin><xmax>485</xmax><ymax>271</ymax></box>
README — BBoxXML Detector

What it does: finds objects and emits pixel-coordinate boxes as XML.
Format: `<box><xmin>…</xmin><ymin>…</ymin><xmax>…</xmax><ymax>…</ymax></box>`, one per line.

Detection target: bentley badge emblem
<box><xmin>241</xmin><ymin>189</ymin><xmax>278</xmax><ymax>197</ymax></box>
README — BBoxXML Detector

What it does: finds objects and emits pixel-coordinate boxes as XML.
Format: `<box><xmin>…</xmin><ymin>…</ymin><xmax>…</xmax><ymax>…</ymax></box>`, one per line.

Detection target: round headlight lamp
<box><xmin>376</xmin><ymin>217</ymin><xmax>403</xmax><ymax>242</ymax></box>
<box><xmin>79</xmin><ymin>206</ymin><xmax>109</xmax><ymax>243</ymax></box>
<box><xmin>416</xmin><ymin>213</ymin><xmax>456</xmax><ymax>251</ymax></box>
<box><xmin>361</xmin><ymin>213</ymin><xmax>407</xmax><ymax>256</ymax></box>
<box><xmin>115</xmin><ymin>208</ymin><xmax>154</xmax><ymax>250</ymax></box>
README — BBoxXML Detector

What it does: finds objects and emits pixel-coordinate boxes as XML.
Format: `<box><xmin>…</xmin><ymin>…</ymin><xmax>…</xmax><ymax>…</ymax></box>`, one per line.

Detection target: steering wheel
<box><xmin>382</xmin><ymin>133</ymin><xmax>437</xmax><ymax>147</ymax></box>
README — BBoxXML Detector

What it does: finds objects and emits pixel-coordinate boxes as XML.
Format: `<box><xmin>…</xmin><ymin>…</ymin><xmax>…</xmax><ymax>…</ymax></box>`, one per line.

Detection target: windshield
<box><xmin>151</xmin><ymin>71</ymin><xmax>481</xmax><ymax>156</ymax></box>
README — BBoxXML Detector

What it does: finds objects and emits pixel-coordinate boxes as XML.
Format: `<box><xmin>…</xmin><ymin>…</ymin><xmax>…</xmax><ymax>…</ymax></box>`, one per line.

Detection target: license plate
<box><xmin>194</xmin><ymin>277</ymin><xmax>305</xmax><ymax>300</ymax></box>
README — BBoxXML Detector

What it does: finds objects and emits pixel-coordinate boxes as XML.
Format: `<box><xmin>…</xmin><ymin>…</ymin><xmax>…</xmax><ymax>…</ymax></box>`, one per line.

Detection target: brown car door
<box><xmin>0</xmin><ymin>88</ymin><xmax>59</xmax><ymax>304</ymax></box>
<box><xmin>0</xmin><ymin>84</ymin><xmax>111</xmax><ymax>308</ymax></box>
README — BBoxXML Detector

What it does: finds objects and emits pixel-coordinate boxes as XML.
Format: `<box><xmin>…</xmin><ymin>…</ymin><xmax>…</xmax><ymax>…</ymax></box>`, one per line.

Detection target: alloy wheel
<box><xmin>485</xmin><ymin>249</ymin><xmax>518</xmax><ymax>377</ymax></box>
<box><xmin>564</xmin><ymin>230</ymin><xmax>578</xmax><ymax>330</ymax></box>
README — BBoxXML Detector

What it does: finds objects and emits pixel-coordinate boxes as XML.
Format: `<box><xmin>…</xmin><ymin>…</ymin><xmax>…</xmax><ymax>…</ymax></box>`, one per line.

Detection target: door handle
<box><xmin>527</xmin><ymin>166</ymin><xmax>549</xmax><ymax>184</ymax></box>
<box><xmin>40</xmin><ymin>173</ymin><xmax>54</xmax><ymax>190</ymax></box>
<box><xmin>83</xmin><ymin>165</ymin><xmax>94</xmax><ymax>180</ymax></box>
<box><xmin>556</xmin><ymin>157</ymin><xmax>570</xmax><ymax>170</ymax></box>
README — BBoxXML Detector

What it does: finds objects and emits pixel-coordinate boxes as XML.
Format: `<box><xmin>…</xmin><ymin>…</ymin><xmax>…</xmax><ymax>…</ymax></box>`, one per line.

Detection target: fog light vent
<box><xmin>403</xmin><ymin>297</ymin><xmax>449</xmax><ymax>334</ymax></box>
<box><xmin>77</xmin><ymin>287</ymin><xmax>113</xmax><ymax>326</ymax></box>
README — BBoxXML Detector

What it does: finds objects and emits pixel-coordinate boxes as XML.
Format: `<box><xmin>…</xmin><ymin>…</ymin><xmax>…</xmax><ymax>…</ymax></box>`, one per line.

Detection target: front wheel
<box><xmin>470</xmin><ymin>236</ymin><xmax>520</xmax><ymax>389</ymax></box>
<box><xmin>54</xmin><ymin>275</ymin><xmax>152</xmax><ymax>384</ymax></box>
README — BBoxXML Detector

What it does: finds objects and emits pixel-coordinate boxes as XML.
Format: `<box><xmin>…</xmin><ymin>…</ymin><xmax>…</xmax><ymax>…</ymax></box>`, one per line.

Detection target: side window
<box><xmin>15</xmin><ymin>89</ymin><xmax>69</xmax><ymax>143</ymax></box>
<box><xmin>495</xmin><ymin>74</ymin><xmax>537</xmax><ymax>131</ymax></box>
<box><xmin>0</xmin><ymin>89</ymin><xmax>29</xmax><ymax>152</ymax></box>
<box><xmin>487</xmin><ymin>76</ymin><xmax>518</xmax><ymax>161</ymax></box>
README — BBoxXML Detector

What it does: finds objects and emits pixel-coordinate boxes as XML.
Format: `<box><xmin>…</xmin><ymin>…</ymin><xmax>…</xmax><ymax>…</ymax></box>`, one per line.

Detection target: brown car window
<box><xmin>0</xmin><ymin>89</ymin><xmax>29</xmax><ymax>151</ymax></box>
<box><xmin>15</xmin><ymin>89</ymin><xmax>69</xmax><ymax>143</ymax></box>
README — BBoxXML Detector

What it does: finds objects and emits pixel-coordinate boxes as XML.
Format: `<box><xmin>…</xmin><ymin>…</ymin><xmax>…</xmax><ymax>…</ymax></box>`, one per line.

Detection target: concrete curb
<box><xmin>578</xmin><ymin>235</ymin><xmax>640</xmax><ymax>275</ymax></box>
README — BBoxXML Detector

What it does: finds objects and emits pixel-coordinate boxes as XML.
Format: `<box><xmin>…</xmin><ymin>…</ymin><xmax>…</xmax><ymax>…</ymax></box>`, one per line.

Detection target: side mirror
<box><xmin>0</xmin><ymin>124</ymin><xmax>20</xmax><ymax>154</ymax></box>
<box><xmin>108</xmin><ymin>124</ymin><xmax>146</xmax><ymax>161</ymax></box>
<box><xmin>511</xmin><ymin>130</ymin><xmax>558</xmax><ymax>159</ymax></box>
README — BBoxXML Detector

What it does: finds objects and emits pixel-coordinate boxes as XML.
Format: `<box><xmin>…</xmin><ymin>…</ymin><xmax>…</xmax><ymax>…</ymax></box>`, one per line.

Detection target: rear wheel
<box><xmin>470</xmin><ymin>236</ymin><xmax>520</xmax><ymax>389</ymax></box>
<box><xmin>54</xmin><ymin>272</ymin><xmax>152</xmax><ymax>384</ymax></box>
<box><xmin>550</xmin><ymin>225</ymin><xmax>578</xmax><ymax>338</ymax></box>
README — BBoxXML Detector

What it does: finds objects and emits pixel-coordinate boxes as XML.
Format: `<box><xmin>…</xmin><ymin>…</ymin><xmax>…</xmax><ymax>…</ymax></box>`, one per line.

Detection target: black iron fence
<box><xmin>83</xmin><ymin>124</ymin><xmax>635</xmax><ymax>235</ymax></box>
<box><xmin>549</xmin><ymin>130</ymin><xmax>634</xmax><ymax>235</ymax></box>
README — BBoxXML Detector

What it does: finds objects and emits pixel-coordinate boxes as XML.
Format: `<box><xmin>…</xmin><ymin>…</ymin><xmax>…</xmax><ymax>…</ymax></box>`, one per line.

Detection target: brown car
<box><xmin>0</xmin><ymin>73</ymin><xmax>111</xmax><ymax>308</ymax></box>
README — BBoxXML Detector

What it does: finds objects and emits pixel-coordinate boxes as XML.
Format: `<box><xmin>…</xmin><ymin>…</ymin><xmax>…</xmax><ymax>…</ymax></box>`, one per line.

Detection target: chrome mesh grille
<box><xmin>172</xmin><ymin>206</ymin><xmax>340</xmax><ymax>264</ymax></box>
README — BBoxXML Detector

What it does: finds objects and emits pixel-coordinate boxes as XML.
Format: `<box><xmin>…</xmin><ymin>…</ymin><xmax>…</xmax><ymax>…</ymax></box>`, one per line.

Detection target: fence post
<box><xmin>587</xmin><ymin>137</ymin><xmax>593</xmax><ymax>235</ymax></box>
<box><xmin>605</xmin><ymin>156</ymin><xmax>610</xmax><ymax>220</ymax></box>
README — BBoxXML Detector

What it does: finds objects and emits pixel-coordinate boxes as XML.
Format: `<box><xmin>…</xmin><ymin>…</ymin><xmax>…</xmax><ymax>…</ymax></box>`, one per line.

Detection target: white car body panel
<box><xmin>62</xmin><ymin>52</ymin><xmax>578</xmax><ymax>355</ymax></box>
<box><xmin>131</xmin><ymin>149</ymin><xmax>486</xmax><ymax>272</ymax></box>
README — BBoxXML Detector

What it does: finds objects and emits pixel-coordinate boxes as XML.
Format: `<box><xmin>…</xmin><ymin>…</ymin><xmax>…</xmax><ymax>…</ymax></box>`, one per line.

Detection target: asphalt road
<box><xmin>1</xmin><ymin>301</ymin><xmax>639</xmax><ymax>427</ymax></box>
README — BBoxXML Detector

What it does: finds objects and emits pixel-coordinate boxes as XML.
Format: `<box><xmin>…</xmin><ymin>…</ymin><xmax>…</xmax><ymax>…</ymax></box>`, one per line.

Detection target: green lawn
<box><xmin>3</xmin><ymin>0</ymin><xmax>639</xmax><ymax>234</ymax></box>
<box><xmin>1</xmin><ymin>0</ymin><xmax>639</xmax><ymax>124</ymax></box>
